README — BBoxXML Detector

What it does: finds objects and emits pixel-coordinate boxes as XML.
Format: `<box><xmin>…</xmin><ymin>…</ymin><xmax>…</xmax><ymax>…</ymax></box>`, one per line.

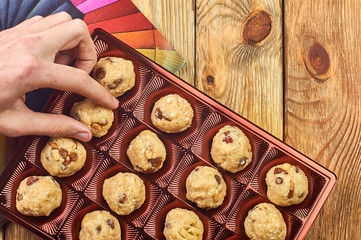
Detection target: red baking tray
<box><xmin>0</xmin><ymin>28</ymin><xmax>336</xmax><ymax>239</ymax></box>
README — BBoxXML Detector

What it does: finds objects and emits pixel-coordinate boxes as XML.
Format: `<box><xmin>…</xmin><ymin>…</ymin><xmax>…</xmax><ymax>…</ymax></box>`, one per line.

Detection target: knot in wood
<box><xmin>307</xmin><ymin>43</ymin><xmax>330</xmax><ymax>77</ymax></box>
<box><xmin>206</xmin><ymin>75</ymin><xmax>215</xmax><ymax>85</ymax></box>
<box><xmin>242</xmin><ymin>10</ymin><xmax>272</xmax><ymax>46</ymax></box>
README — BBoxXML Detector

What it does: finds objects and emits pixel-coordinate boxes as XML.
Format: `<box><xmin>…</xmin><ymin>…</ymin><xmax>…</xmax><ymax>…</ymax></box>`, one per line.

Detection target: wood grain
<box><xmin>0</xmin><ymin>226</ymin><xmax>4</xmax><ymax>240</ymax></box>
<box><xmin>5</xmin><ymin>222</ymin><xmax>39</xmax><ymax>240</ymax></box>
<box><xmin>131</xmin><ymin>0</ymin><xmax>195</xmax><ymax>85</ymax></box>
<box><xmin>195</xmin><ymin>0</ymin><xmax>283</xmax><ymax>138</ymax></box>
<box><xmin>284</xmin><ymin>0</ymin><xmax>361</xmax><ymax>239</ymax></box>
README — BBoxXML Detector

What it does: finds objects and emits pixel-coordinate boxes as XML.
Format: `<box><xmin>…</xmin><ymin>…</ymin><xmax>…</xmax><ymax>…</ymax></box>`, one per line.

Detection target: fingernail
<box><xmin>113</xmin><ymin>97</ymin><xmax>119</xmax><ymax>107</ymax></box>
<box><xmin>74</xmin><ymin>132</ymin><xmax>91</xmax><ymax>142</ymax></box>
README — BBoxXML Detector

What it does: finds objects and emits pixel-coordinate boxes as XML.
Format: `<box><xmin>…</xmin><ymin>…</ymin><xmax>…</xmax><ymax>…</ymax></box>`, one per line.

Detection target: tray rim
<box><xmin>0</xmin><ymin>28</ymin><xmax>337</xmax><ymax>240</ymax></box>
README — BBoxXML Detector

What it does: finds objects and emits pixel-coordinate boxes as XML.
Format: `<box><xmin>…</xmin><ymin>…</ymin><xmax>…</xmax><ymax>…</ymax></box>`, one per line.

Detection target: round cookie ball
<box><xmin>266</xmin><ymin>163</ymin><xmax>309</xmax><ymax>206</ymax></box>
<box><xmin>40</xmin><ymin>137</ymin><xmax>86</xmax><ymax>177</ymax></box>
<box><xmin>151</xmin><ymin>94</ymin><xmax>194</xmax><ymax>133</ymax></box>
<box><xmin>79</xmin><ymin>210</ymin><xmax>121</xmax><ymax>240</ymax></box>
<box><xmin>16</xmin><ymin>176</ymin><xmax>62</xmax><ymax>217</ymax></box>
<box><xmin>70</xmin><ymin>99</ymin><xmax>114</xmax><ymax>137</ymax></box>
<box><xmin>211</xmin><ymin>125</ymin><xmax>252</xmax><ymax>173</ymax></box>
<box><xmin>163</xmin><ymin>208</ymin><xmax>204</xmax><ymax>240</ymax></box>
<box><xmin>244</xmin><ymin>203</ymin><xmax>287</xmax><ymax>240</ymax></box>
<box><xmin>93</xmin><ymin>57</ymin><xmax>135</xmax><ymax>97</ymax></box>
<box><xmin>127</xmin><ymin>130</ymin><xmax>166</xmax><ymax>174</ymax></box>
<box><xmin>186</xmin><ymin>166</ymin><xmax>227</xmax><ymax>209</ymax></box>
<box><xmin>102</xmin><ymin>172</ymin><xmax>146</xmax><ymax>215</ymax></box>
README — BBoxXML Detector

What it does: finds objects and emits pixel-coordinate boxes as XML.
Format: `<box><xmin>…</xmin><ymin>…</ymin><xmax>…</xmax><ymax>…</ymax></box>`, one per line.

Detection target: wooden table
<box><xmin>2</xmin><ymin>0</ymin><xmax>360</xmax><ymax>239</ymax></box>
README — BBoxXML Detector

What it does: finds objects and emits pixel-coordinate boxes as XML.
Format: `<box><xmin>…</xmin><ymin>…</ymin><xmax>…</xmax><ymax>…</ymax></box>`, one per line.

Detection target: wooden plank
<box><xmin>284</xmin><ymin>1</ymin><xmax>361</xmax><ymax>239</ymax></box>
<box><xmin>131</xmin><ymin>0</ymin><xmax>195</xmax><ymax>85</ymax></box>
<box><xmin>4</xmin><ymin>223</ymin><xmax>39</xmax><ymax>240</ymax></box>
<box><xmin>0</xmin><ymin>226</ymin><xmax>3</xmax><ymax>240</ymax></box>
<box><xmin>195</xmin><ymin>0</ymin><xmax>283</xmax><ymax>138</ymax></box>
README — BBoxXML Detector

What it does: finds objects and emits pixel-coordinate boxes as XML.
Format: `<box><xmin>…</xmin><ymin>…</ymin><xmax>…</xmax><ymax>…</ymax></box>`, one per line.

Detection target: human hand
<box><xmin>0</xmin><ymin>12</ymin><xmax>119</xmax><ymax>142</ymax></box>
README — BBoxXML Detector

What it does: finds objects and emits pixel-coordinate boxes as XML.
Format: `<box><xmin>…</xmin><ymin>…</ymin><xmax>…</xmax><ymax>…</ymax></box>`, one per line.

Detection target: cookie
<box><xmin>163</xmin><ymin>208</ymin><xmax>204</xmax><ymax>240</ymax></box>
<box><xmin>40</xmin><ymin>137</ymin><xmax>86</xmax><ymax>177</ymax></box>
<box><xmin>151</xmin><ymin>94</ymin><xmax>194</xmax><ymax>133</ymax></box>
<box><xmin>16</xmin><ymin>176</ymin><xmax>62</xmax><ymax>217</ymax></box>
<box><xmin>102</xmin><ymin>172</ymin><xmax>146</xmax><ymax>215</ymax></box>
<box><xmin>70</xmin><ymin>99</ymin><xmax>114</xmax><ymax>137</ymax></box>
<box><xmin>210</xmin><ymin>125</ymin><xmax>252</xmax><ymax>173</ymax></box>
<box><xmin>127</xmin><ymin>130</ymin><xmax>166</xmax><ymax>174</ymax></box>
<box><xmin>93</xmin><ymin>57</ymin><xmax>135</xmax><ymax>97</ymax></box>
<box><xmin>186</xmin><ymin>166</ymin><xmax>227</xmax><ymax>209</ymax></box>
<box><xmin>266</xmin><ymin>163</ymin><xmax>309</xmax><ymax>206</ymax></box>
<box><xmin>244</xmin><ymin>202</ymin><xmax>287</xmax><ymax>240</ymax></box>
<box><xmin>79</xmin><ymin>210</ymin><xmax>121</xmax><ymax>240</ymax></box>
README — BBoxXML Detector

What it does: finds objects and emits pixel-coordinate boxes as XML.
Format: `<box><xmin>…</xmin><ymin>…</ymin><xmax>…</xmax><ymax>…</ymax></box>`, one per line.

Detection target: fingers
<box><xmin>1</xmin><ymin>109</ymin><xmax>92</xmax><ymax>142</ymax></box>
<box><xmin>24</xmin><ymin>12</ymin><xmax>73</xmax><ymax>35</ymax></box>
<box><xmin>38</xmin><ymin>18</ymin><xmax>97</xmax><ymax>73</ymax></box>
<box><xmin>11</xmin><ymin>15</ymin><xmax>44</xmax><ymax>30</ymax></box>
<box><xmin>54</xmin><ymin>49</ymin><xmax>76</xmax><ymax>65</ymax></box>
<box><xmin>38</xmin><ymin>62</ymin><xmax>118</xmax><ymax>109</ymax></box>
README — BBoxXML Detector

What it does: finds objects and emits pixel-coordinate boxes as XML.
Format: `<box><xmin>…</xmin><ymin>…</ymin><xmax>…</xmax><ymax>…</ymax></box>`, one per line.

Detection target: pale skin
<box><xmin>0</xmin><ymin>12</ymin><xmax>119</xmax><ymax>142</ymax></box>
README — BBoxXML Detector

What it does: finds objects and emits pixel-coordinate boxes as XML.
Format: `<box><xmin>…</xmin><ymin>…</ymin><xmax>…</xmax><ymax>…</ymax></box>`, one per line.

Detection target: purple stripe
<box><xmin>76</xmin><ymin>0</ymin><xmax>119</xmax><ymax>13</ymax></box>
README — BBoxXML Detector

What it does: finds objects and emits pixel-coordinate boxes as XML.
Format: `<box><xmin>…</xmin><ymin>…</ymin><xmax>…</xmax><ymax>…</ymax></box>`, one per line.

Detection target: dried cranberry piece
<box><xmin>59</xmin><ymin>148</ymin><xmax>68</xmax><ymax>159</ymax></box>
<box><xmin>148</xmin><ymin>158</ymin><xmax>162</xmax><ymax>168</ymax></box>
<box><xmin>108</xmin><ymin>79</ymin><xmax>123</xmax><ymax>89</ymax></box>
<box><xmin>16</xmin><ymin>193</ymin><xmax>23</xmax><ymax>201</ymax></box>
<box><xmin>275</xmin><ymin>177</ymin><xmax>283</xmax><ymax>184</ymax></box>
<box><xmin>26</xmin><ymin>176</ymin><xmax>39</xmax><ymax>186</ymax></box>
<box><xmin>223</xmin><ymin>136</ymin><xmax>233</xmax><ymax>144</ymax></box>
<box><xmin>69</xmin><ymin>152</ymin><xmax>78</xmax><ymax>162</ymax></box>
<box><xmin>215</xmin><ymin>175</ymin><xmax>222</xmax><ymax>185</ymax></box>
<box><xmin>119</xmin><ymin>194</ymin><xmax>127</xmax><ymax>203</ymax></box>
<box><xmin>274</xmin><ymin>167</ymin><xmax>288</xmax><ymax>175</ymax></box>
<box><xmin>107</xmin><ymin>219</ymin><xmax>115</xmax><ymax>229</ymax></box>
<box><xmin>154</xmin><ymin>108</ymin><xmax>171</xmax><ymax>121</ymax></box>
<box><xmin>95</xmin><ymin>67</ymin><xmax>106</xmax><ymax>79</ymax></box>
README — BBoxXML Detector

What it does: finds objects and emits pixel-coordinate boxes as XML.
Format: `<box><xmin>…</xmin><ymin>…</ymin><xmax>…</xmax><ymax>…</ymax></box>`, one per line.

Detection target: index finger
<box><xmin>38</xmin><ymin>62</ymin><xmax>119</xmax><ymax>110</ymax></box>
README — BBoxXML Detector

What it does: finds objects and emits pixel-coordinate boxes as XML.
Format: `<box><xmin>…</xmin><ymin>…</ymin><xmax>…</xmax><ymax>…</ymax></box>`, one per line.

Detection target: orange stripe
<box><xmin>112</xmin><ymin>30</ymin><xmax>155</xmax><ymax>49</ymax></box>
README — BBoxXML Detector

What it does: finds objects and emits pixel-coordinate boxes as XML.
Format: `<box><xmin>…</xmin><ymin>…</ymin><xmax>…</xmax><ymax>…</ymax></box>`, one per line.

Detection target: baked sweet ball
<box><xmin>79</xmin><ymin>210</ymin><xmax>121</xmax><ymax>240</ymax></box>
<box><xmin>151</xmin><ymin>94</ymin><xmax>194</xmax><ymax>133</ymax></box>
<box><xmin>127</xmin><ymin>130</ymin><xmax>166</xmax><ymax>174</ymax></box>
<box><xmin>266</xmin><ymin>163</ymin><xmax>309</xmax><ymax>206</ymax></box>
<box><xmin>163</xmin><ymin>208</ymin><xmax>204</xmax><ymax>240</ymax></box>
<box><xmin>40</xmin><ymin>137</ymin><xmax>86</xmax><ymax>177</ymax></box>
<box><xmin>211</xmin><ymin>125</ymin><xmax>252</xmax><ymax>173</ymax></box>
<box><xmin>186</xmin><ymin>166</ymin><xmax>227</xmax><ymax>209</ymax></box>
<box><xmin>102</xmin><ymin>172</ymin><xmax>145</xmax><ymax>215</ymax></box>
<box><xmin>70</xmin><ymin>99</ymin><xmax>114</xmax><ymax>137</ymax></box>
<box><xmin>16</xmin><ymin>176</ymin><xmax>62</xmax><ymax>217</ymax></box>
<box><xmin>244</xmin><ymin>202</ymin><xmax>287</xmax><ymax>240</ymax></box>
<box><xmin>93</xmin><ymin>57</ymin><xmax>135</xmax><ymax>97</ymax></box>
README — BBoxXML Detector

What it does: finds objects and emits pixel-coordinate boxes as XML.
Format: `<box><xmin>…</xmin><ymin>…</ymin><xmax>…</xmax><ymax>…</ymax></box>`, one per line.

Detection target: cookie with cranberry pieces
<box><xmin>211</xmin><ymin>125</ymin><xmax>252</xmax><ymax>173</ymax></box>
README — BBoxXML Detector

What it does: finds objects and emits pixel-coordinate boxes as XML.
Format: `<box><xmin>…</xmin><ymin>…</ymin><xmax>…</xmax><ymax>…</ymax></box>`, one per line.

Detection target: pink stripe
<box><xmin>71</xmin><ymin>0</ymin><xmax>86</xmax><ymax>6</ymax></box>
<box><xmin>76</xmin><ymin>0</ymin><xmax>119</xmax><ymax>13</ymax></box>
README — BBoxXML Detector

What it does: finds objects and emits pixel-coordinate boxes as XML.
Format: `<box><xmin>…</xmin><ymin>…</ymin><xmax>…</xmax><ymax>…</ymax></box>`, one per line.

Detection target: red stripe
<box><xmin>154</xmin><ymin>30</ymin><xmax>174</xmax><ymax>50</ymax></box>
<box><xmin>87</xmin><ymin>12</ymin><xmax>154</xmax><ymax>34</ymax></box>
<box><xmin>84</xmin><ymin>0</ymin><xmax>139</xmax><ymax>24</ymax></box>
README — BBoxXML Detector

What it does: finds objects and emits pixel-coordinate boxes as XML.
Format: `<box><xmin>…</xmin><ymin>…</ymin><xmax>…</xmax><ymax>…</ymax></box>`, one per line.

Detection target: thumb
<box><xmin>2</xmin><ymin>110</ymin><xmax>92</xmax><ymax>142</ymax></box>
